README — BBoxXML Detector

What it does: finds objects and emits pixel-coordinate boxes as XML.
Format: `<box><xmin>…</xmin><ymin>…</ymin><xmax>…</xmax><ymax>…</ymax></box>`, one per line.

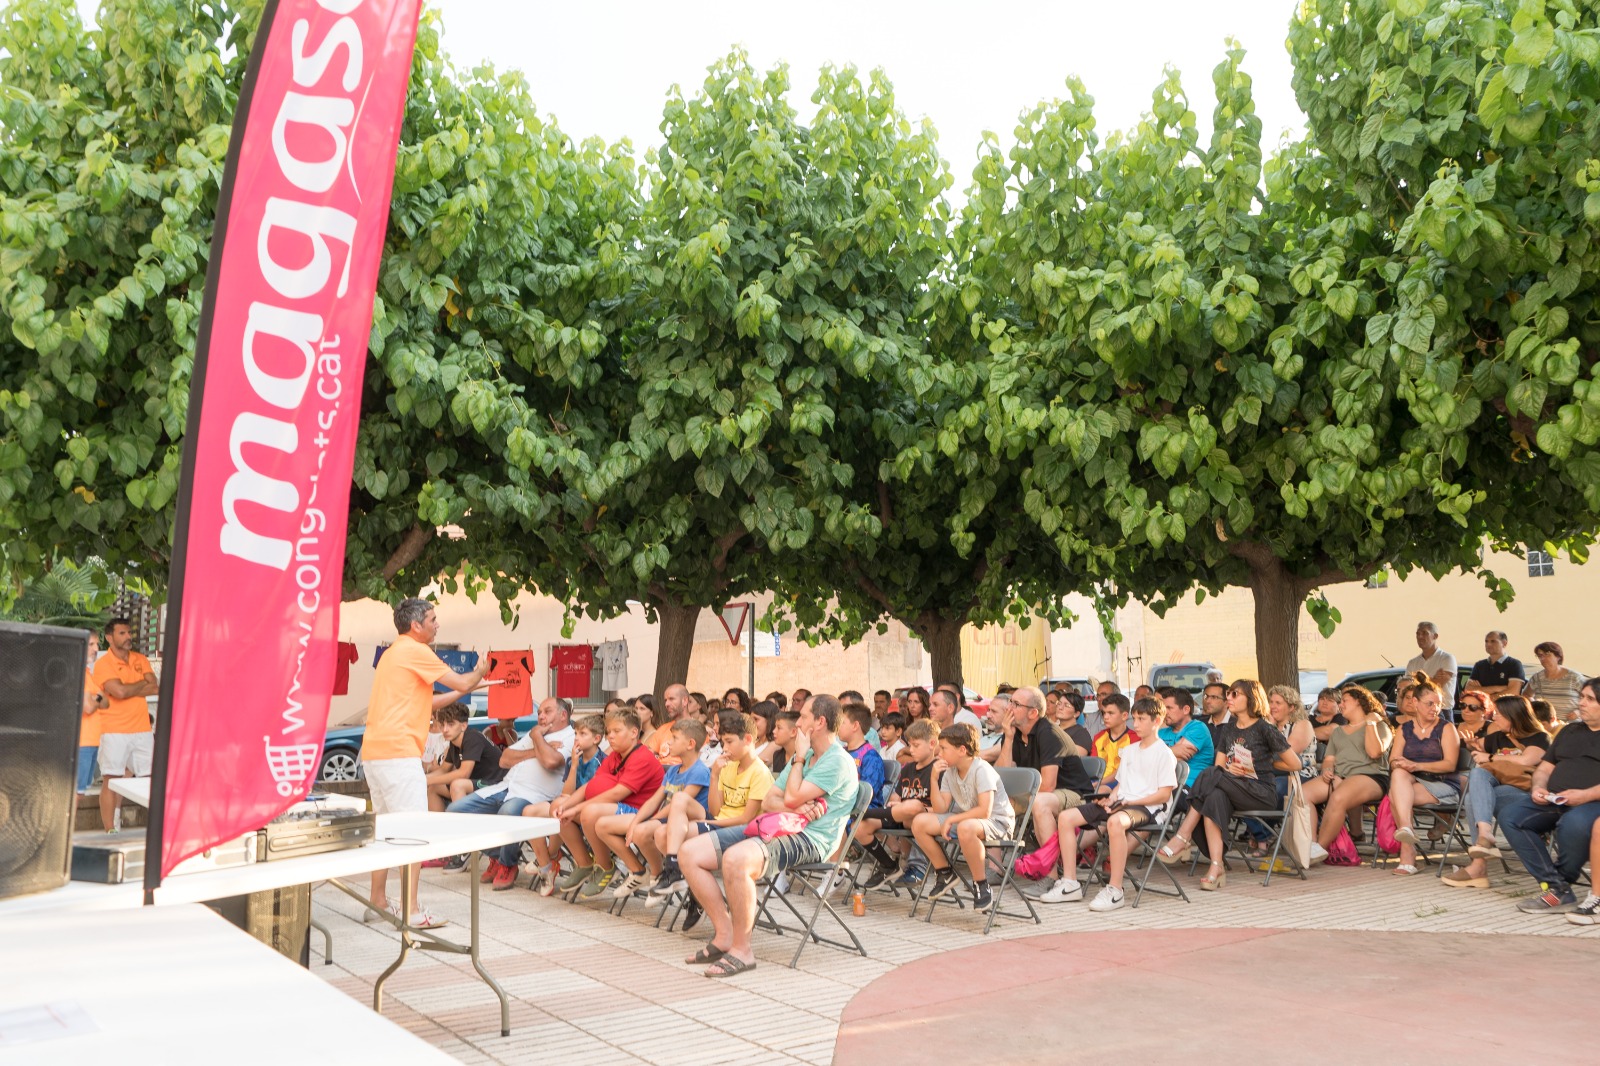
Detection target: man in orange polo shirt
<box><xmin>91</xmin><ymin>617</ymin><xmax>159</xmax><ymax>831</ymax></box>
<box><xmin>79</xmin><ymin>630</ymin><xmax>109</xmax><ymax>795</ymax></box>
<box><xmin>363</xmin><ymin>598</ymin><xmax>488</xmax><ymax>929</ymax></box>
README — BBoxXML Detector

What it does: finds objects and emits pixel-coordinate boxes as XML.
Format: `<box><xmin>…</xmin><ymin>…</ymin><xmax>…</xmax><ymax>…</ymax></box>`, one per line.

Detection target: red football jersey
<box><xmin>333</xmin><ymin>641</ymin><xmax>359</xmax><ymax>695</ymax></box>
<box><xmin>485</xmin><ymin>650</ymin><xmax>535</xmax><ymax>719</ymax></box>
<box><xmin>549</xmin><ymin>645</ymin><xmax>595</xmax><ymax>699</ymax></box>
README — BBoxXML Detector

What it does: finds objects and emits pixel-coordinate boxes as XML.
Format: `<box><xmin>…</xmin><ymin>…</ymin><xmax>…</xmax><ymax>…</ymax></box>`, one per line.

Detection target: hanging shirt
<box><xmin>373</xmin><ymin>644</ymin><xmax>389</xmax><ymax>667</ymax></box>
<box><xmin>485</xmin><ymin>650</ymin><xmax>536</xmax><ymax>719</ymax></box>
<box><xmin>598</xmin><ymin>638</ymin><xmax>629</xmax><ymax>690</ymax></box>
<box><xmin>550</xmin><ymin>645</ymin><xmax>595</xmax><ymax>699</ymax></box>
<box><xmin>433</xmin><ymin>649</ymin><xmax>479</xmax><ymax>694</ymax></box>
<box><xmin>333</xmin><ymin>641</ymin><xmax>359</xmax><ymax>696</ymax></box>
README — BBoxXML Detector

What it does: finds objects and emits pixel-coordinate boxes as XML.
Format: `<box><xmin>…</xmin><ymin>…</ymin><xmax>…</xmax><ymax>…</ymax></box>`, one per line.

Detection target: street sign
<box><xmin>718</xmin><ymin>603</ymin><xmax>752</xmax><ymax>646</ymax></box>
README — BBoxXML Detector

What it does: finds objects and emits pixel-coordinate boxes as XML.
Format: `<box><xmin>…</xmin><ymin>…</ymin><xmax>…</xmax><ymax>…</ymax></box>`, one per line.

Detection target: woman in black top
<box><xmin>1442</xmin><ymin>695</ymin><xmax>1549</xmax><ymax>888</ymax></box>
<box><xmin>1157</xmin><ymin>679</ymin><xmax>1295</xmax><ymax>890</ymax></box>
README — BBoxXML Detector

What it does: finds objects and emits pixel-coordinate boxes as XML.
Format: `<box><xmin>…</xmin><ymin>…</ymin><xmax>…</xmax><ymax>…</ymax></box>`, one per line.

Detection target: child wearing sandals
<box><xmin>910</xmin><ymin>722</ymin><xmax>1013</xmax><ymax>913</ymax></box>
<box><xmin>1039</xmin><ymin>697</ymin><xmax>1178</xmax><ymax>911</ymax></box>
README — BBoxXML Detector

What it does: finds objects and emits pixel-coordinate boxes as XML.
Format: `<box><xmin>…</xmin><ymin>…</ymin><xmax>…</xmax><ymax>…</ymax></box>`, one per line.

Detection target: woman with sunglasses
<box><xmin>1442</xmin><ymin>694</ymin><xmax>1550</xmax><ymax>888</ymax></box>
<box><xmin>1157</xmin><ymin>679</ymin><xmax>1297</xmax><ymax>890</ymax></box>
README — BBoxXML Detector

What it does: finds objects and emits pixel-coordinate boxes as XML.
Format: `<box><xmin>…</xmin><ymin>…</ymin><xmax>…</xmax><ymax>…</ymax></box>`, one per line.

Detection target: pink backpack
<box><xmin>1014</xmin><ymin>834</ymin><xmax>1062</xmax><ymax>881</ymax></box>
<box><xmin>1374</xmin><ymin>796</ymin><xmax>1400</xmax><ymax>855</ymax></box>
<box><xmin>1325</xmin><ymin>826</ymin><xmax>1362</xmax><ymax>866</ymax></box>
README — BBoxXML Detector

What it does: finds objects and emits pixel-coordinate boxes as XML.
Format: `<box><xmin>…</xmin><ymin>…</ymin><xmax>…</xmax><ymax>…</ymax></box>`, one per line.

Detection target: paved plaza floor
<box><xmin>309</xmin><ymin>858</ymin><xmax>1593</xmax><ymax>1065</ymax></box>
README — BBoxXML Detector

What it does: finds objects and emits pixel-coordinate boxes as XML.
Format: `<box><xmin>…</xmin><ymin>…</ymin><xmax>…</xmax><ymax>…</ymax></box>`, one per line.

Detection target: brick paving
<box><xmin>309</xmin><ymin>857</ymin><xmax>1593</xmax><ymax>1065</ymax></box>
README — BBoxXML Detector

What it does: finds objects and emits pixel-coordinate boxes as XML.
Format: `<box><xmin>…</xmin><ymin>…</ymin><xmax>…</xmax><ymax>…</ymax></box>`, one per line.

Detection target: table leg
<box><xmin>372</xmin><ymin>863</ymin><xmax>415</xmax><ymax>1014</ymax></box>
<box><xmin>467</xmin><ymin>849</ymin><xmax>512</xmax><ymax>1037</ymax></box>
<box><xmin>310</xmin><ymin>916</ymin><xmax>333</xmax><ymax>965</ymax></box>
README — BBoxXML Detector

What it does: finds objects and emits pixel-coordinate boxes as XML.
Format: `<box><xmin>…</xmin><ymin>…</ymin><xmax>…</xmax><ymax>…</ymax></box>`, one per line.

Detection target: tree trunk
<box><xmin>917</xmin><ymin>612</ymin><xmax>965</xmax><ymax>689</ymax></box>
<box><xmin>1247</xmin><ymin>557</ymin><xmax>1303</xmax><ymax>690</ymax></box>
<box><xmin>652</xmin><ymin>600</ymin><xmax>699</xmax><ymax>709</ymax></box>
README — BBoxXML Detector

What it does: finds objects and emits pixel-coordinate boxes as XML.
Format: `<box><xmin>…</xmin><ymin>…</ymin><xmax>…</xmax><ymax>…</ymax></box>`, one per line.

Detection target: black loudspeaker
<box><xmin>0</xmin><ymin>620</ymin><xmax>88</xmax><ymax>899</ymax></box>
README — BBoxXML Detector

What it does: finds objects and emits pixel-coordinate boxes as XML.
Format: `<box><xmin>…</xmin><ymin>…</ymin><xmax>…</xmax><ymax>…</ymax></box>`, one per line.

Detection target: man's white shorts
<box><xmin>97</xmin><ymin>732</ymin><xmax>153</xmax><ymax>776</ymax></box>
<box><xmin>364</xmin><ymin>757</ymin><xmax>427</xmax><ymax>815</ymax></box>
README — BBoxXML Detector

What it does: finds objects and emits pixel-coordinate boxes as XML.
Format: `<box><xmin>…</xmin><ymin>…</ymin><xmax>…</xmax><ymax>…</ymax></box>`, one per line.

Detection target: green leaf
<box><xmin>1505</xmin><ymin>22</ymin><xmax>1555</xmax><ymax>66</ymax></box>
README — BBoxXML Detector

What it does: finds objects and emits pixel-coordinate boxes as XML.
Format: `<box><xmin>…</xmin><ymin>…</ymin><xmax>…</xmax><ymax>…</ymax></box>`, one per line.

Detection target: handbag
<box><xmin>1374</xmin><ymin>795</ymin><xmax>1400</xmax><ymax>855</ymax></box>
<box><xmin>1485</xmin><ymin>755</ymin><xmax>1535</xmax><ymax>790</ymax></box>
<box><xmin>1325</xmin><ymin>826</ymin><xmax>1362</xmax><ymax>866</ymax></box>
<box><xmin>744</xmin><ymin>799</ymin><xmax>826</xmax><ymax>843</ymax></box>
<box><xmin>1282</xmin><ymin>776</ymin><xmax>1314</xmax><ymax>870</ymax></box>
<box><xmin>1015</xmin><ymin>833</ymin><xmax>1062</xmax><ymax>880</ymax></box>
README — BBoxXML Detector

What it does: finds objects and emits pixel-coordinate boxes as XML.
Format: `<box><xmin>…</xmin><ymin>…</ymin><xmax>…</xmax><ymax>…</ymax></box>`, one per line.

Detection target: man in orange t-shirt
<box><xmin>91</xmin><ymin>618</ymin><xmax>159</xmax><ymax>830</ymax></box>
<box><xmin>79</xmin><ymin>631</ymin><xmax>109</xmax><ymax>795</ymax></box>
<box><xmin>362</xmin><ymin>597</ymin><xmax>488</xmax><ymax>929</ymax></box>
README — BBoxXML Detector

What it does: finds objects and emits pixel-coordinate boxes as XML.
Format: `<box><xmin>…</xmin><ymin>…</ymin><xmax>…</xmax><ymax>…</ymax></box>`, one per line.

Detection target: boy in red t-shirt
<box><xmin>551</xmin><ymin>708</ymin><xmax>664</xmax><ymax>896</ymax></box>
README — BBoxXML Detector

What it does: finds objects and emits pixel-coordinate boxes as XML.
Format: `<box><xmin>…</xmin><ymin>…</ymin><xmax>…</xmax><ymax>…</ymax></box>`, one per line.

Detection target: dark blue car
<box><xmin>317</xmin><ymin>691</ymin><xmax>538</xmax><ymax>782</ymax></box>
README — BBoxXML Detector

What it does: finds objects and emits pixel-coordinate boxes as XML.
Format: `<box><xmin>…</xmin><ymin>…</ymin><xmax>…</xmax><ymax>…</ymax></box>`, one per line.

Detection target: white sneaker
<box><xmin>1088</xmin><ymin>885</ymin><xmax>1126</xmax><ymax>912</ymax></box>
<box><xmin>611</xmin><ymin>869</ymin><xmax>647</xmax><ymax>899</ymax></box>
<box><xmin>1309</xmin><ymin>843</ymin><xmax>1329</xmax><ymax>866</ymax></box>
<box><xmin>774</xmin><ymin>872</ymin><xmax>792</xmax><ymax>894</ymax></box>
<box><xmin>1039</xmin><ymin>877</ymin><xmax>1083</xmax><ymax>904</ymax></box>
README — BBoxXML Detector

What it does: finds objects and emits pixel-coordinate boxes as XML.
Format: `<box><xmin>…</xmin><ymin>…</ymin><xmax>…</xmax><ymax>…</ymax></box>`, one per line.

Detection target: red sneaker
<box><xmin>492</xmin><ymin>864</ymin><xmax>518</xmax><ymax>891</ymax></box>
<box><xmin>421</xmin><ymin>857</ymin><xmax>450</xmax><ymax>869</ymax></box>
<box><xmin>479</xmin><ymin>859</ymin><xmax>502</xmax><ymax>884</ymax></box>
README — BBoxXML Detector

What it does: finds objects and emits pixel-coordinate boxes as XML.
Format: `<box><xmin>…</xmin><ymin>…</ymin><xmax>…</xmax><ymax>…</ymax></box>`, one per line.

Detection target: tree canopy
<box><xmin>6</xmin><ymin>0</ymin><xmax>1600</xmax><ymax>690</ymax></box>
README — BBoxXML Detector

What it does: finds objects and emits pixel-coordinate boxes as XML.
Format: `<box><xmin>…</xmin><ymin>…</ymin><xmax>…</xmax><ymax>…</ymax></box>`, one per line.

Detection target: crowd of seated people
<box><xmin>416</xmin><ymin>626</ymin><xmax>1597</xmax><ymax>979</ymax></box>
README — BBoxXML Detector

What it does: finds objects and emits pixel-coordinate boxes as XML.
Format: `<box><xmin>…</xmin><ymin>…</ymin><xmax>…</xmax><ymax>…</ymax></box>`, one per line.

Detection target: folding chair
<box><xmin>750</xmin><ymin>781</ymin><xmax>875</xmax><ymax>968</ymax></box>
<box><xmin>1079</xmin><ymin>755</ymin><xmax>1107</xmax><ymax>789</ymax></box>
<box><xmin>908</xmin><ymin>768</ymin><xmax>1042</xmax><ymax>935</ymax></box>
<box><xmin>1224</xmin><ymin>772</ymin><xmax>1307</xmax><ymax>886</ymax></box>
<box><xmin>1125</xmin><ymin>759</ymin><xmax>1190</xmax><ymax>907</ymax></box>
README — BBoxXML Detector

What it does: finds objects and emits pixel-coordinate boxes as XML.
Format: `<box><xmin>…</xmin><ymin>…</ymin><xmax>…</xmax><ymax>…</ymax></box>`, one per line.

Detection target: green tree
<box><xmin>0</xmin><ymin>0</ymin><xmax>643</xmax><ymax>631</ymax></box>
<box><xmin>969</xmin><ymin>3</ymin><xmax>1600</xmax><ymax>688</ymax></box>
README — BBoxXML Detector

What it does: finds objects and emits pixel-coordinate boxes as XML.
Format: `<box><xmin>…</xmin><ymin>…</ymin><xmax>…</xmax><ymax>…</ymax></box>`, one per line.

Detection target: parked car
<box><xmin>1147</xmin><ymin>662</ymin><xmax>1217</xmax><ymax>696</ymax></box>
<box><xmin>1038</xmin><ymin>677</ymin><xmax>1094</xmax><ymax>701</ymax></box>
<box><xmin>317</xmin><ymin>690</ymin><xmax>538</xmax><ymax>783</ymax></box>
<box><xmin>1336</xmin><ymin>666</ymin><xmax>1474</xmax><ymax>718</ymax></box>
<box><xmin>1298</xmin><ymin>669</ymin><xmax>1329</xmax><ymax>710</ymax></box>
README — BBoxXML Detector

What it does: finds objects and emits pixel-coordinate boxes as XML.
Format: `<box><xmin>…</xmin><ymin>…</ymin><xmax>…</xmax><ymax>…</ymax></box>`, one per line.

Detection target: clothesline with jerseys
<box><xmin>335</xmin><ymin>637</ymin><xmax>630</xmax><ymax>715</ymax></box>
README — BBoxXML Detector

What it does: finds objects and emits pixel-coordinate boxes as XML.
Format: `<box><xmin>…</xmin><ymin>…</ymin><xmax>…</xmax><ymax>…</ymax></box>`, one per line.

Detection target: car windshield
<box><xmin>1150</xmin><ymin>666</ymin><xmax>1211</xmax><ymax>692</ymax></box>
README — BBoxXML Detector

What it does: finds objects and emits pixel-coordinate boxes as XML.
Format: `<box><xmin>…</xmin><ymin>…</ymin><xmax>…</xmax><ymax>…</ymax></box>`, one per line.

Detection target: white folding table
<box><xmin>0</xmin><ymin>903</ymin><xmax>456</xmax><ymax>1062</ymax></box>
<box><xmin>2</xmin><ymin>812</ymin><xmax>556</xmax><ymax>1037</ymax></box>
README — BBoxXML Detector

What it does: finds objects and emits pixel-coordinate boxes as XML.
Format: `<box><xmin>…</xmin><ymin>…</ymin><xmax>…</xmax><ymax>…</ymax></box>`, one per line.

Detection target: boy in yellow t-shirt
<box><xmin>645</xmin><ymin>710</ymin><xmax>773</xmax><ymax>903</ymax></box>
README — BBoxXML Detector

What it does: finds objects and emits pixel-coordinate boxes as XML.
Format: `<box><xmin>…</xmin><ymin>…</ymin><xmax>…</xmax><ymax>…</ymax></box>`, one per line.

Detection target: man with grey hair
<box><xmin>1005</xmin><ymin>686</ymin><xmax>1095</xmax><ymax>850</ymax></box>
<box><xmin>1465</xmin><ymin>630</ymin><xmax>1525</xmax><ymax>699</ymax></box>
<box><xmin>363</xmin><ymin>597</ymin><xmax>489</xmax><ymax>927</ymax></box>
<box><xmin>979</xmin><ymin>691</ymin><xmax>1012</xmax><ymax>763</ymax></box>
<box><xmin>447</xmin><ymin>696</ymin><xmax>574</xmax><ymax>890</ymax></box>
<box><xmin>1406</xmin><ymin>621</ymin><xmax>1458</xmax><ymax>703</ymax></box>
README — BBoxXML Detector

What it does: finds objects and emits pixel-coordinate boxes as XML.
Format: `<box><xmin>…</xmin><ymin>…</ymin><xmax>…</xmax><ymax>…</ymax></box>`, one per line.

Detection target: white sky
<box><xmin>74</xmin><ymin>0</ymin><xmax>1309</xmax><ymax>185</ymax></box>
<box><xmin>425</xmin><ymin>0</ymin><xmax>1309</xmax><ymax>184</ymax></box>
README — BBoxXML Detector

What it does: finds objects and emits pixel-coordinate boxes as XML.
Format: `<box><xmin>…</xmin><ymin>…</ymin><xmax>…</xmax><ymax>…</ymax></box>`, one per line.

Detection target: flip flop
<box><xmin>704</xmin><ymin>954</ymin><xmax>757</xmax><ymax>979</ymax></box>
<box><xmin>1392</xmin><ymin>863</ymin><xmax>1419</xmax><ymax>876</ymax></box>
<box><xmin>685</xmin><ymin>942</ymin><xmax>727</xmax><ymax>966</ymax></box>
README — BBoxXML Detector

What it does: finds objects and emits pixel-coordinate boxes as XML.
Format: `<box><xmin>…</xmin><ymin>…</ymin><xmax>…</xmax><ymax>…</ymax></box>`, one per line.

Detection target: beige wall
<box><xmin>1130</xmin><ymin>546</ymin><xmax>1594</xmax><ymax>685</ymax></box>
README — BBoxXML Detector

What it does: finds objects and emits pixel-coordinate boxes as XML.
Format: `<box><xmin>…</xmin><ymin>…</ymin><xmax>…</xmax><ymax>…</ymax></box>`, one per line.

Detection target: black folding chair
<box><xmin>908</xmin><ymin>768</ymin><xmax>1042</xmax><ymax>935</ymax></box>
<box><xmin>751</xmin><ymin>781</ymin><xmax>875</xmax><ymax>967</ymax></box>
<box><xmin>1224</xmin><ymin>771</ymin><xmax>1308</xmax><ymax>886</ymax></box>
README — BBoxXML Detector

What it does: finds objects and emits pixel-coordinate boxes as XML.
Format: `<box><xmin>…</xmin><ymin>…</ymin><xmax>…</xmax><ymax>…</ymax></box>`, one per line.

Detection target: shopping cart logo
<box><xmin>264</xmin><ymin>735</ymin><xmax>319</xmax><ymax>797</ymax></box>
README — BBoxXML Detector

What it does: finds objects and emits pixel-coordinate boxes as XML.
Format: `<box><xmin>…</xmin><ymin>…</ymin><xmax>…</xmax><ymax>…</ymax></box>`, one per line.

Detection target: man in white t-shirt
<box><xmin>931</xmin><ymin>686</ymin><xmax>983</xmax><ymax>733</ymax></box>
<box><xmin>447</xmin><ymin>697</ymin><xmax>573</xmax><ymax>888</ymax></box>
<box><xmin>1406</xmin><ymin>621</ymin><xmax>1458</xmax><ymax>703</ymax></box>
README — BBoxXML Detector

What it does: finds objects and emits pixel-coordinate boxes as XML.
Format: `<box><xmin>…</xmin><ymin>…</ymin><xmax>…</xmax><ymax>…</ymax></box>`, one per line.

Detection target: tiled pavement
<box><xmin>309</xmin><ymin>857</ymin><xmax>1594</xmax><ymax>1065</ymax></box>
